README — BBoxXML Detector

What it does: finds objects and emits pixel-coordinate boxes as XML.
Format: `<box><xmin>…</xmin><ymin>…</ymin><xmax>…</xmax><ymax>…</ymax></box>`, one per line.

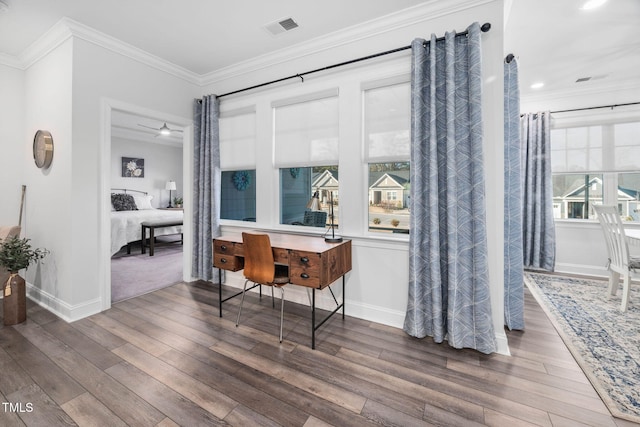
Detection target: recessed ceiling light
<box><xmin>530</xmin><ymin>82</ymin><xmax>545</xmax><ymax>89</ymax></box>
<box><xmin>581</xmin><ymin>0</ymin><xmax>607</xmax><ymax>10</ymax></box>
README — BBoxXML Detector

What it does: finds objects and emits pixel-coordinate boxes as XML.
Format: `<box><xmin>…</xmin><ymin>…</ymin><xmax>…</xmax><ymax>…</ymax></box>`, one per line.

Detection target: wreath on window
<box><xmin>289</xmin><ymin>168</ymin><xmax>300</xmax><ymax>178</ymax></box>
<box><xmin>232</xmin><ymin>170</ymin><xmax>251</xmax><ymax>191</ymax></box>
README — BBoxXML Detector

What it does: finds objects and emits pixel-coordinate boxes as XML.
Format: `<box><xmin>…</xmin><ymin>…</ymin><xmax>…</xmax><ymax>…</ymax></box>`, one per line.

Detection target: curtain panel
<box><xmin>192</xmin><ymin>95</ymin><xmax>222</xmax><ymax>281</ymax></box>
<box><xmin>521</xmin><ymin>112</ymin><xmax>556</xmax><ymax>271</ymax></box>
<box><xmin>504</xmin><ymin>58</ymin><xmax>525</xmax><ymax>330</ymax></box>
<box><xmin>403</xmin><ymin>22</ymin><xmax>496</xmax><ymax>354</ymax></box>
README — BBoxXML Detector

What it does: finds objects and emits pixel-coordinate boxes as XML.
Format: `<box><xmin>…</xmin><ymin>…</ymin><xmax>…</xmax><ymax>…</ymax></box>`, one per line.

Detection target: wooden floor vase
<box><xmin>3</xmin><ymin>273</ymin><xmax>26</xmax><ymax>325</ymax></box>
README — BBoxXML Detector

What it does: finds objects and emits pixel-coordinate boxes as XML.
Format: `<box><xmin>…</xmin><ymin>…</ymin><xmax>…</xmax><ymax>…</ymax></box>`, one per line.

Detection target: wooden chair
<box><xmin>594</xmin><ymin>205</ymin><xmax>639</xmax><ymax>311</ymax></box>
<box><xmin>236</xmin><ymin>232</ymin><xmax>290</xmax><ymax>342</ymax></box>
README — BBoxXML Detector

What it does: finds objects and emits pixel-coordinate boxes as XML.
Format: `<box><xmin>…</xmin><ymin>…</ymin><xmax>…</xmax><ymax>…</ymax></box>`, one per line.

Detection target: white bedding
<box><xmin>111</xmin><ymin>208</ymin><xmax>183</xmax><ymax>256</ymax></box>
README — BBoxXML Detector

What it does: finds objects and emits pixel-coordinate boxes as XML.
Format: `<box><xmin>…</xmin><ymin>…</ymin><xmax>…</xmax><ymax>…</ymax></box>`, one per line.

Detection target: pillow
<box><xmin>111</xmin><ymin>193</ymin><xmax>138</xmax><ymax>211</ymax></box>
<box><xmin>133</xmin><ymin>194</ymin><xmax>154</xmax><ymax>210</ymax></box>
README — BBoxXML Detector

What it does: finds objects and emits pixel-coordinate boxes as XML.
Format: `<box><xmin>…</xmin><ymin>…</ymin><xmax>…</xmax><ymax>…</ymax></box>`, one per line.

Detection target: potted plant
<box><xmin>173</xmin><ymin>197</ymin><xmax>183</xmax><ymax>208</ymax></box>
<box><xmin>0</xmin><ymin>236</ymin><xmax>48</xmax><ymax>325</ymax></box>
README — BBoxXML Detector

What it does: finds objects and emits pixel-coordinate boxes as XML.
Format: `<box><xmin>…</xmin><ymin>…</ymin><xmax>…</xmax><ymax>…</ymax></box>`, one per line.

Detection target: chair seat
<box><xmin>630</xmin><ymin>257</ymin><xmax>640</xmax><ymax>270</ymax></box>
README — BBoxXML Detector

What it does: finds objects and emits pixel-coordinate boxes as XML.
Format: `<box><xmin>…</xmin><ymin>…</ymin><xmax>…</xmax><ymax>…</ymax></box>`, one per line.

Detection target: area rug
<box><xmin>524</xmin><ymin>272</ymin><xmax>640</xmax><ymax>423</ymax></box>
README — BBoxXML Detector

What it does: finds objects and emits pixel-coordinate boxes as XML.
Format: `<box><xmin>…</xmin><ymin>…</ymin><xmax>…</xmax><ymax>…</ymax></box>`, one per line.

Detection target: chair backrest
<box><xmin>242</xmin><ymin>232</ymin><xmax>275</xmax><ymax>284</ymax></box>
<box><xmin>594</xmin><ymin>205</ymin><xmax>631</xmax><ymax>272</ymax></box>
<box><xmin>303</xmin><ymin>210</ymin><xmax>327</xmax><ymax>227</ymax></box>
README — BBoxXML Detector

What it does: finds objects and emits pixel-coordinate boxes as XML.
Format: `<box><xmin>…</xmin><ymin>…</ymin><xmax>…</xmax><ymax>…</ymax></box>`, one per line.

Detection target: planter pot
<box><xmin>3</xmin><ymin>273</ymin><xmax>26</xmax><ymax>325</ymax></box>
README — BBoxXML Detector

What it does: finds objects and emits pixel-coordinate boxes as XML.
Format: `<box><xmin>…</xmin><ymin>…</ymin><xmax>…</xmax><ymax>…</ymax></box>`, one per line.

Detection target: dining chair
<box><xmin>236</xmin><ymin>232</ymin><xmax>290</xmax><ymax>342</ymax></box>
<box><xmin>594</xmin><ymin>205</ymin><xmax>639</xmax><ymax>311</ymax></box>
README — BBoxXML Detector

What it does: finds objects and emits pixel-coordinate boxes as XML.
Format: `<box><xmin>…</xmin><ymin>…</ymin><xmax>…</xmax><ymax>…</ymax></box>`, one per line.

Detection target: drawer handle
<box><xmin>220</xmin><ymin>258</ymin><xmax>227</xmax><ymax>263</ymax></box>
<box><xmin>300</xmin><ymin>273</ymin><xmax>309</xmax><ymax>279</ymax></box>
<box><xmin>300</xmin><ymin>257</ymin><xmax>309</xmax><ymax>263</ymax></box>
<box><xmin>221</xmin><ymin>245</ymin><xmax>227</xmax><ymax>251</ymax></box>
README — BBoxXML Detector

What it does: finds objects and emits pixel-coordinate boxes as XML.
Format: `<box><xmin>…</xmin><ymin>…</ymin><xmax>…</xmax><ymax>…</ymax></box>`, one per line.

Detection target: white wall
<box><xmin>111</xmin><ymin>137</ymin><xmax>183</xmax><ymax>208</ymax></box>
<box><xmin>22</xmin><ymin>39</ymin><xmax>74</xmax><ymax>309</ymax></box>
<box><xmin>18</xmin><ymin>31</ymin><xmax>199</xmax><ymax>319</ymax></box>
<box><xmin>0</xmin><ymin>64</ymin><xmax>26</xmax><ymax>226</ymax></box>
<box><xmin>202</xmin><ymin>0</ymin><xmax>508</xmax><ymax>353</ymax></box>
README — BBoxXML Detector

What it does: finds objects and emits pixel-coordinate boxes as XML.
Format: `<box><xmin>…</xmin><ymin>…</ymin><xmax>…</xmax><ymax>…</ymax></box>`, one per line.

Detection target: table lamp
<box><xmin>165</xmin><ymin>180</ymin><xmax>176</xmax><ymax>208</ymax></box>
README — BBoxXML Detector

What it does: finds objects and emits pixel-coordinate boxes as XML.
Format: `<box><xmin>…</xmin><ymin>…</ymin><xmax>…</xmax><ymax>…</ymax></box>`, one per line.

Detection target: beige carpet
<box><xmin>111</xmin><ymin>237</ymin><xmax>183</xmax><ymax>303</ymax></box>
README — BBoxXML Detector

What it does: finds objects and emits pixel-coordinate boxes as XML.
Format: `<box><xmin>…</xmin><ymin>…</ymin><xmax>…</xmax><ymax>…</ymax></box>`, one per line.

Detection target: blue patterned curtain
<box><xmin>403</xmin><ymin>22</ymin><xmax>496</xmax><ymax>354</ymax></box>
<box><xmin>521</xmin><ymin>112</ymin><xmax>556</xmax><ymax>271</ymax></box>
<box><xmin>504</xmin><ymin>57</ymin><xmax>525</xmax><ymax>330</ymax></box>
<box><xmin>192</xmin><ymin>95</ymin><xmax>221</xmax><ymax>281</ymax></box>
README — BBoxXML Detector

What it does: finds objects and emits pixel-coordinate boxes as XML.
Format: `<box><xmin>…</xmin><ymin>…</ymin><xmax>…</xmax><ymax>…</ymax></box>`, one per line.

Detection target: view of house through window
<box><xmin>368</xmin><ymin>162</ymin><xmax>410</xmax><ymax>233</ymax></box>
<box><xmin>551</xmin><ymin>120</ymin><xmax>640</xmax><ymax>221</ymax></box>
<box><xmin>280</xmin><ymin>165</ymin><xmax>337</xmax><ymax>227</ymax></box>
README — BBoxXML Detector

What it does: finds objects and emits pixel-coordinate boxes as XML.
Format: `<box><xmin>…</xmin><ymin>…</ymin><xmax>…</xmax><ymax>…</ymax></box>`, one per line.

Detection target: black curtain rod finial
<box><xmin>505</xmin><ymin>53</ymin><xmax>515</xmax><ymax>63</ymax></box>
<box><xmin>481</xmin><ymin>22</ymin><xmax>491</xmax><ymax>33</ymax></box>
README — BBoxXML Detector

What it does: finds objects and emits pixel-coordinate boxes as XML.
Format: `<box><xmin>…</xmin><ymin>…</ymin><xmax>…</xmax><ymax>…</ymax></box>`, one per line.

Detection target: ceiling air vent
<box><xmin>576</xmin><ymin>77</ymin><xmax>592</xmax><ymax>83</ymax></box>
<box><xmin>264</xmin><ymin>17</ymin><xmax>300</xmax><ymax>36</ymax></box>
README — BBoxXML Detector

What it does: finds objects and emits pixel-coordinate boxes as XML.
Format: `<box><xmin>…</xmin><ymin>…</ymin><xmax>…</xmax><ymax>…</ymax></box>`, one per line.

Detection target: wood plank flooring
<box><xmin>1</xmin><ymin>281</ymin><xmax>638</xmax><ymax>426</ymax></box>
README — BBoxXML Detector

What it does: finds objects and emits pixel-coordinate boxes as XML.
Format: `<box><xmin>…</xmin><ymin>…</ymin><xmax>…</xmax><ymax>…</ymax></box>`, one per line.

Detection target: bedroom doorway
<box><xmin>107</xmin><ymin>105</ymin><xmax>191</xmax><ymax>304</ymax></box>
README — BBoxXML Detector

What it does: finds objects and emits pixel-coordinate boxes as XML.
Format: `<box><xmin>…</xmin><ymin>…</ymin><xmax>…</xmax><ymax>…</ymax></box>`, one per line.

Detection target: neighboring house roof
<box><xmin>369</xmin><ymin>170</ymin><xmax>410</xmax><ymax>189</ymax></box>
<box><xmin>560</xmin><ymin>176</ymin><xmax>638</xmax><ymax>201</ymax></box>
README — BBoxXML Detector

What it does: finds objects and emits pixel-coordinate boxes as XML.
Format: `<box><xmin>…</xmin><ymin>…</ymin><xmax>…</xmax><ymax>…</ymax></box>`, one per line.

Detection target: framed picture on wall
<box><xmin>122</xmin><ymin>157</ymin><xmax>144</xmax><ymax>178</ymax></box>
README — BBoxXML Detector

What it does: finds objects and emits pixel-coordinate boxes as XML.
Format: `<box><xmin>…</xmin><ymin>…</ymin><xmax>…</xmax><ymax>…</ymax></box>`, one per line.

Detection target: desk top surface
<box><xmin>215</xmin><ymin>231</ymin><xmax>350</xmax><ymax>253</ymax></box>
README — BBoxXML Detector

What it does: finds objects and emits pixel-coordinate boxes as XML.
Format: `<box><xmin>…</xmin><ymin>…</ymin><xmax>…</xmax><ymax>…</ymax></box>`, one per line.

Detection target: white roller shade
<box><xmin>364</xmin><ymin>82</ymin><xmax>410</xmax><ymax>163</ymax></box>
<box><xmin>274</xmin><ymin>94</ymin><xmax>339</xmax><ymax>167</ymax></box>
<box><xmin>219</xmin><ymin>109</ymin><xmax>256</xmax><ymax>170</ymax></box>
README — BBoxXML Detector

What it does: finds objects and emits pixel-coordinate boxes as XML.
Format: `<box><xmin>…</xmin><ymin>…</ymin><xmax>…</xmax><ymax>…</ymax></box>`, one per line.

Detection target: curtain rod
<box><xmin>214</xmin><ymin>22</ymin><xmax>491</xmax><ymax>99</ymax></box>
<box><xmin>551</xmin><ymin>102</ymin><xmax>640</xmax><ymax>114</ymax></box>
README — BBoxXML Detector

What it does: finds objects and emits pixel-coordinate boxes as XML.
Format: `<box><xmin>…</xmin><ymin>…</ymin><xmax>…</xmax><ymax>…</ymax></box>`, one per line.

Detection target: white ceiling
<box><xmin>1</xmin><ymin>0</ymin><xmax>638</xmax><ymax>140</ymax></box>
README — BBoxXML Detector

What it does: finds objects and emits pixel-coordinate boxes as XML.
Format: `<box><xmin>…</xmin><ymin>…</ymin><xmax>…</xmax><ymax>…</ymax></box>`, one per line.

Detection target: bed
<box><xmin>111</xmin><ymin>189</ymin><xmax>183</xmax><ymax>256</ymax></box>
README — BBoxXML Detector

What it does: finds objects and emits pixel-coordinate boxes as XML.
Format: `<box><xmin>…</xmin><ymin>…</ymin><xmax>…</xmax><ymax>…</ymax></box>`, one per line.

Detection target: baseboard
<box><xmin>553</xmin><ymin>262</ymin><xmax>609</xmax><ymax>279</ymax></box>
<box><xmin>26</xmin><ymin>282</ymin><xmax>102</xmax><ymax>322</ymax></box>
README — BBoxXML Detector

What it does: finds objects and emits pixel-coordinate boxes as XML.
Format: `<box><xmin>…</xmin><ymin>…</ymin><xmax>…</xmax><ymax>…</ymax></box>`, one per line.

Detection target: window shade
<box><xmin>219</xmin><ymin>110</ymin><xmax>256</xmax><ymax>169</ymax></box>
<box><xmin>274</xmin><ymin>95</ymin><xmax>339</xmax><ymax>167</ymax></box>
<box><xmin>364</xmin><ymin>82</ymin><xmax>410</xmax><ymax>162</ymax></box>
<box><xmin>551</xmin><ymin>122</ymin><xmax>640</xmax><ymax>173</ymax></box>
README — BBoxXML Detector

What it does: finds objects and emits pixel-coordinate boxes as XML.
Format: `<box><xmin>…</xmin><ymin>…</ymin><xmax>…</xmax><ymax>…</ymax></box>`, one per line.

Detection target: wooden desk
<box><xmin>213</xmin><ymin>232</ymin><xmax>352</xmax><ymax>348</ymax></box>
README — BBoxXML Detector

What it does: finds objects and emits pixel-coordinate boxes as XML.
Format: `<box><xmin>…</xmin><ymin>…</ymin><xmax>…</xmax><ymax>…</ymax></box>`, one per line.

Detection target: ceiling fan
<box><xmin>138</xmin><ymin>122</ymin><xmax>183</xmax><ymax>136</ymax></box>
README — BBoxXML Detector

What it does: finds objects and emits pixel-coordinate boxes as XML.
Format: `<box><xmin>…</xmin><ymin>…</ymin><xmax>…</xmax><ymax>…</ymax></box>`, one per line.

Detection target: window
<box><xmin>363</xmin><ymin>80</ymin><xmax>410</xmax><ymax>233</ymax></box>
<box><xmin>551</xmin><ymin>120</ymin><xmax>640</xmax><ymax>221</ymax></box>
<box><xmin>219</xmin><ymin>108</ymin><xmax>256</xmax><ymax>221</ymax></box>
<box><xmin>274</xmin><ymin>91</ymin><xmax>339</xmax><ymax>227</ymax></box>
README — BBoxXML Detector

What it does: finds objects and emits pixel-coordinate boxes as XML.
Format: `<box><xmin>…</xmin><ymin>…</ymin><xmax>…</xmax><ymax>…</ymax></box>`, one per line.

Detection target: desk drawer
<box><xmin>214</xmin><ymin>254</ymin><xmax>243</xmax><ymax>271</ymax></box>
<box><xmin>214</xmin><ymin>240</ymin><xmax>237</xmax><ymax>255</ymax></box>
<box><xmin>289</xmin><ymin>251</ymin><xmax>321</xmax><ymax>288</ymax></box>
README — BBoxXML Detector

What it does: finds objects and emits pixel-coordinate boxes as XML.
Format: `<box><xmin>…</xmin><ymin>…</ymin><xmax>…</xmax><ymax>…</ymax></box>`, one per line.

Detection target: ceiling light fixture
<box><xmin>159</xmin><ymin>123</ymin><xmax>171</xmax><ymax>136</ymax></box>
<box><xmin>581</xmin><ymin>0</ymin><xmax>607</xmax><ymax>10</ymax></box>
<box><xmin>530</xmin><ymin>82</ymin><xmax>545</xmax><ymax>89</ymax></box>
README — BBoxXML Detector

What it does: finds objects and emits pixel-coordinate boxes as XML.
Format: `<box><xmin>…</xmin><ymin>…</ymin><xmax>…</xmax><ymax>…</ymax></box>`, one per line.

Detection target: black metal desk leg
<box><xmin>342</xmin><ymin>275</ymin><xmax>345</xmax><ymax>319</ymax></box>
<box><xmin>312</xmin><ymin>288</ymin><xmax>316</xmax><ymax>349</ymax></box>
<box><xmin>218</xmin><ymin>268</ymin><xmax>223</xmax><ymax>317</ymax></box>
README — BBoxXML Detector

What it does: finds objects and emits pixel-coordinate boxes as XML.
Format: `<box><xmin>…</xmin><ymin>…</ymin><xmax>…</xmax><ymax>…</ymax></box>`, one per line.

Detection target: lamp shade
<box><xmin>165</xmin><ymin>180</ymin><xmax>177</xmax><ymax>191</ymax></box>
<box><xmin>306</xmin><ymin>191</ymin><xmax>321</xmax><ymax>211</ymax></box>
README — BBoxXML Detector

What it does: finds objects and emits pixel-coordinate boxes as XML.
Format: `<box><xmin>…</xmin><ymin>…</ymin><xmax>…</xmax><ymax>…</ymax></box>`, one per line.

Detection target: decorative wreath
<box><xmin>232</xmin><ymin>170</ymin><xmax>251</xmax><ymax>191</ymax></box>
<box><xmin>289</xmin><ymin>168</ymin><xmax>300</xmax><ymax>179</ymax></box>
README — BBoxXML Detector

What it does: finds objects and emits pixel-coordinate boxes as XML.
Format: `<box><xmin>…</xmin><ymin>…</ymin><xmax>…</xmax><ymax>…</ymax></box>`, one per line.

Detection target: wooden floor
<box><xmin>1</xmin><ymin>282</ymin><xmax>638</xmax><ymax>427</ymax></box>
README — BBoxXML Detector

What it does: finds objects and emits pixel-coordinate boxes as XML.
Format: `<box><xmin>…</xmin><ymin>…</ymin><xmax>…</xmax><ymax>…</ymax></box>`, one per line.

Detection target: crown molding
<box><xmin>14</xmin><ymin>17</ymin><xmax>200</xmax><ymax>84</ymax></box>
<box><xmin>521</xmin><ymin>79</ymin><xmax>640</xmax><ymax>107</ymax></box>
<box><xmin>200</xmin><ymin>0</ymin><xmax>494</xmax><ymax>87</ymax></box>
<box><xmin>4</xmin><ymin>0</ymin><xmax>493</xmax><ymax>87</ymax></box>
<box><xmin>0</xmin><ymin>52</ymin><xmax>22</xmax><ymax>69</ymax></box>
